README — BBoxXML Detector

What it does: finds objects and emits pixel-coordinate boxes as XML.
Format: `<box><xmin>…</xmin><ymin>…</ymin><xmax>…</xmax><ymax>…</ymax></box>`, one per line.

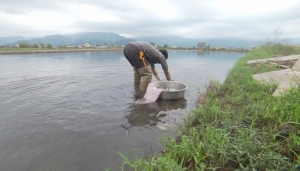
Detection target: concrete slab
<box><xmin>292</xmin><ymin>58</ymin><xmax>300</xmax><ymax>71</ymax></box>
<box><xmin>272</xmin><ymin>71</ymin><xmax>300</xmax><ymax>96</ymax></box>
<box><xmin>267</xmin><ymin>55</ymin><xmax>300</xmax><ymax>62</ymax></box>
<box><xmin>253</xmin><ymin>69</ymin><xmax>291</xmax><ymax>84</ymax></box>
<box><xmin>250</xmin><ymin>57</ymin><xmax>300</xmax><ymax>96</ymax></box>
<box><xmin>247</xmin><ymin>55</ymin><xmax>300</xmax><ymax>65</ymax></box>
<box><xmin>273</xmin><ymin>61</ymin><xmax>300</xmax><ymax>96</ymax></box>
<box><xmin>247</xmin><ymin>58</ymin><xmax>268</xmax><ymax>64</ymax></box>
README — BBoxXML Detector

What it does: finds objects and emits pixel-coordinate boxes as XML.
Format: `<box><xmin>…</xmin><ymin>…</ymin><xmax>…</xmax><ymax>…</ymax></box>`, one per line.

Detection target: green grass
<box><xmin>119</xmin><ymin>44</ymin><xmax>300</xmax><ymax>171</ymax></box>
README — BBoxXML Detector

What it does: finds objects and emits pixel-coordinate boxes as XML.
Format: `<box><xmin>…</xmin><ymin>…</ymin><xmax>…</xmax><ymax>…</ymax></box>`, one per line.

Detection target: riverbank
<box><xmin>119</xmin><ymin>44</ymin><xmax>300</xmax><ymax>170</ymax></box>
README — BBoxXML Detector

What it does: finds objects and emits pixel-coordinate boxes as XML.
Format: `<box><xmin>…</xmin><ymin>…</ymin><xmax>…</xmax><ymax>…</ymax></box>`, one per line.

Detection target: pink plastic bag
<box><xmin>135</xmin><ymin>83</ymin><xmax>163</xmax><ymax>104</ymax></box>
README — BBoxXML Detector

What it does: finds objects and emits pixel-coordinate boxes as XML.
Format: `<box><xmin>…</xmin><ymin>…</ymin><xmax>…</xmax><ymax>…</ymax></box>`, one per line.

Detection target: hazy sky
<box><xmin>0</xmin><ymin>0</ymin><xmax>299</xmax><ymax>40</ymax></box>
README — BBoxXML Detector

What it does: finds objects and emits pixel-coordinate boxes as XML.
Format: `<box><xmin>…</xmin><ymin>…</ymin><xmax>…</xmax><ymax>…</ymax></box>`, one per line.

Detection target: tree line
<box><xmin>19</xmin><ymin>43</ymin><xmax>53</xmax><ymax>48</ymax></box>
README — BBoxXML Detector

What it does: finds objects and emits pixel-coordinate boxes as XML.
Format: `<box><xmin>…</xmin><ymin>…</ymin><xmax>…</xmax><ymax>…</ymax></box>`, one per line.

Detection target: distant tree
<box><xmin>163</xmin><ymin>44</ymin><xmax>169</xmax><ymax>48</ymax></box>
<box><xmin>19</xmin><ymin>43</ymin><xmax>30</xmax><ymax>48</ymax></box>
<box><xmin>47</xmin><ymin>44</ymin><xmax>52</xmax><ymax>48</ymax></box>
<box><xmin>40</xmin><ymin>43</ymin><xmax>45</xmax><ymax>48</ymax></box>
<box><xmin>32</xmin><ymin>43</ymin><xmax>39</xmax><ymax>48</ymax></box>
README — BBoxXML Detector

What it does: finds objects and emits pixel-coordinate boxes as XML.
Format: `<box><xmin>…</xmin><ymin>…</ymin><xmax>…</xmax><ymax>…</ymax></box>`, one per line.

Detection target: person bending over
<box><xmin>123</xmin><ymin>41</ymin><xmax>171</xmax><ymax>96</ymax></box>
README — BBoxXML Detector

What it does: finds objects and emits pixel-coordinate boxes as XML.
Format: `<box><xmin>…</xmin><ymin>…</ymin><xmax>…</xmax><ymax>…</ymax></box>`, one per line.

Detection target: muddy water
<box><xmin>0</xmin><ymin>50</ymin><xmax>244</xmax><ymax>170</ymax></box>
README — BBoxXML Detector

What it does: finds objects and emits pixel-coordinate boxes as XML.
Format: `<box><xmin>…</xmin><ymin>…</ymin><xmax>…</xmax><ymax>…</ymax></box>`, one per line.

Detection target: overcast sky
<box><xmin>0</xmin><ymin>0</ymin><xmax>299</xmax><ymax>40</ymax></box>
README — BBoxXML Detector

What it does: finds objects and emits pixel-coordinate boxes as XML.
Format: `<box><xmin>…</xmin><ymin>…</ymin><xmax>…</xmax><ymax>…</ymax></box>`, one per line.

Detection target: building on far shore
<box><xmin>95</xmin><ymin>44</ymin><xmax>108</xmax><ymax>49</ymax></box>
<box><xmin>197</xmin><ymin>42</ymin><xmax>206</xmax><ymax>50</ymax></box>
<box><xmin>228</xmin><ymin>46</ymin><xmax>234</xmax><ymax>51</ymax></box>
<box><xmin>209</xmin><ymin>46</ymin><xmax>219</xmax><ymax>50</ymax></box>
<box><xmin>83</xmin><ymin>43</ymin><xmax>90</xmax><ymax>48</ymax></box>
<box><xmin>66</xmin><ymin>45</ymin><xmax>75</xmax><ymax>48</ymax></box>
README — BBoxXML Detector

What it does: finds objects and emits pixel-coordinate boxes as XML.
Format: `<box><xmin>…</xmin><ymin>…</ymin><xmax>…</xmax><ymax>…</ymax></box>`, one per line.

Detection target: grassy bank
<box><xmin>120</xmin><ymin>44</ymin><xmax>300</xmax><ymax>171</ymax></box>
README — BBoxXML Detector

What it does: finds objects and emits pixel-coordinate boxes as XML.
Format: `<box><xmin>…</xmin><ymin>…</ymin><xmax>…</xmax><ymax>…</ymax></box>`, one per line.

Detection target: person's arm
<box><xmin>164</xmin><ymin>70</ymin><xmax>171</xmax><ymax>81</ymax></box>
<box><xmin>155</xmin><ymin>55</ymin><xmax>171</xmax><ymax>81</ymax></box>
<box><xmin>151</xmin><ymin>65</ymin><xmax>162</xmax><ymax>81</ymax></box>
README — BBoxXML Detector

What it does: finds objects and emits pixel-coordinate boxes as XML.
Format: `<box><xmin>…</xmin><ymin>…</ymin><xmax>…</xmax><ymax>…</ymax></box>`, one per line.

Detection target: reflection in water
<box><xmin>197</xmin><ymin>50</ymin><xmax>208</xmax><ymax>57</ymax></box>
<box><xmin>124</xmin><ymin>97</ymin><xmax>187</xmax><ymax>128</ymax></box>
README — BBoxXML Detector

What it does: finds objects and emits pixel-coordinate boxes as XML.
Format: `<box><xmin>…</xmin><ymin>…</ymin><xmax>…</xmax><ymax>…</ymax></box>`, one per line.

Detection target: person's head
<box><xmin>159</xmin><ymin>49</ymin><xmax>168</xmax><ymax>59</ymax></box>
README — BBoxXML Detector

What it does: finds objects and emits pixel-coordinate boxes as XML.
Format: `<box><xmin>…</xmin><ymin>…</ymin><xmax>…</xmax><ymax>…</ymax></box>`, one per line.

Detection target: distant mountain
<box><xmin>203</xmin><ymin>39</ymin><xmax>265</xmax><ymax>49</ymax></box>
<box><xmin>0</xmin><ymin>36</ymin><xmax>27</xmax><ymax>45</ymax></box>
<box><xmin>66</xmin><ymin>32</ymin><xmax>120</xmax><ymax>45</ymax></box>
<box><xmin>7</xmin><ymin>32</ymin><xmax>132</xmax><ymax>46</ymax></box>
<box><xmin>113</xmin><ymin>38</ymin><xmax>136</xmax><ymax>45</ymax></box>
<box><xmin>136</xmin><ymin>35</ymin><xmax>198</xmax><ymax>47</ymax></box>
<box><xmin>4</xmin><ymin>32</ymin><xmax>269</xmax><ymax>48</ymax></box>
<box><xmin>42</xmin><ymin>35</ymin><xmax>73</xmax><ymax>45</ymax></box>
<box><xmin>135</xmin><ymin>35</ymin><xmax>264</xmax><ymax>48</ymax></box>
<box><xmin>11</xmin><ymin>34</ymin><xmax>72</xmax><ymax>46</ymax></box>
<box><xmin>64</xmin><ymin>32</ymin><xmax>126</xmax><ymax>42</ymax></box>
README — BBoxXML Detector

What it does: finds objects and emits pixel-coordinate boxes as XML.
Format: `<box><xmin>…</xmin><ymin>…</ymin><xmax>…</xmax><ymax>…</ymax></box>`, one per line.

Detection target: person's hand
<box><xmin>155</xmin><ymin>75</ymin><xmax>162</xmax><ymax>81</ymax></box>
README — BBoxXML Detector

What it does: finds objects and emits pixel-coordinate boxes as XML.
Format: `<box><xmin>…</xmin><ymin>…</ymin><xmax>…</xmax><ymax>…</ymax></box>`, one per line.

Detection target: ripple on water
<box><xmin>0</xmin><ymin>51</ymin><xmax>245</xmax><ymax>170</ymax></box>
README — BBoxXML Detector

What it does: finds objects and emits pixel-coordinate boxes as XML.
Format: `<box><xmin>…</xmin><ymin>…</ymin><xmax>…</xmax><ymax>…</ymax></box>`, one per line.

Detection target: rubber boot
<box><xmin>133</xmin><ymin>68</ymin><xmax>141</xmax><ymax>85</ymax></box>
<box><xmin>138</xmin><ymin>65</ymin><xmax>153</xmax><ymax>91</ymax></box>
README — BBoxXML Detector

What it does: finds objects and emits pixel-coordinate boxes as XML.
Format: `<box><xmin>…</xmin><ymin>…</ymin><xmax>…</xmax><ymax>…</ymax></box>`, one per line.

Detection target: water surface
<box><xmin>0</xmin><ymin>50</ymin><xmax>244</xmax><ymax>170</ymax></box>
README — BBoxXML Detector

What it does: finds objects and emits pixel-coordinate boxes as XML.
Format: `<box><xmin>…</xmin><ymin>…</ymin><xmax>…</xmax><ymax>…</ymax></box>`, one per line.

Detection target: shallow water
<box><xmin>0</xmin><ymin>50</ymin><xmax>244</xmax><ymax>170</ymax></box>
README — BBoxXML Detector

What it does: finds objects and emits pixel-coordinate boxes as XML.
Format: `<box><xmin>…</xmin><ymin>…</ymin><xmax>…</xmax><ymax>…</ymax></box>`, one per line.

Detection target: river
<box><xmin>0</xmin><ymin>50</ymin><xmax>245</xmax><ymax>170</ymax></box>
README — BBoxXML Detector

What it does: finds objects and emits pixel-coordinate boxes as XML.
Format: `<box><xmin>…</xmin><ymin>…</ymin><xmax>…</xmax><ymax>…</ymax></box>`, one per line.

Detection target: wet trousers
<box><xmin>133</xmin><ymin>65</ymin><xmax>152</xmax><ymax>91</ymax></box>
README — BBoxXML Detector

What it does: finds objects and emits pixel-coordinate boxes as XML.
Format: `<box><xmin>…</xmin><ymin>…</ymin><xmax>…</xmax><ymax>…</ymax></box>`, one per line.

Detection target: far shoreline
<box><xmin>0</xmin><ymin>48</ymin><xmax>124</xmax><ymax>55</ymax></box>
<box><xmin>0</xmin><ymin>48</ymin><xmax>248</xmax><ymax>55</ymax></box>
